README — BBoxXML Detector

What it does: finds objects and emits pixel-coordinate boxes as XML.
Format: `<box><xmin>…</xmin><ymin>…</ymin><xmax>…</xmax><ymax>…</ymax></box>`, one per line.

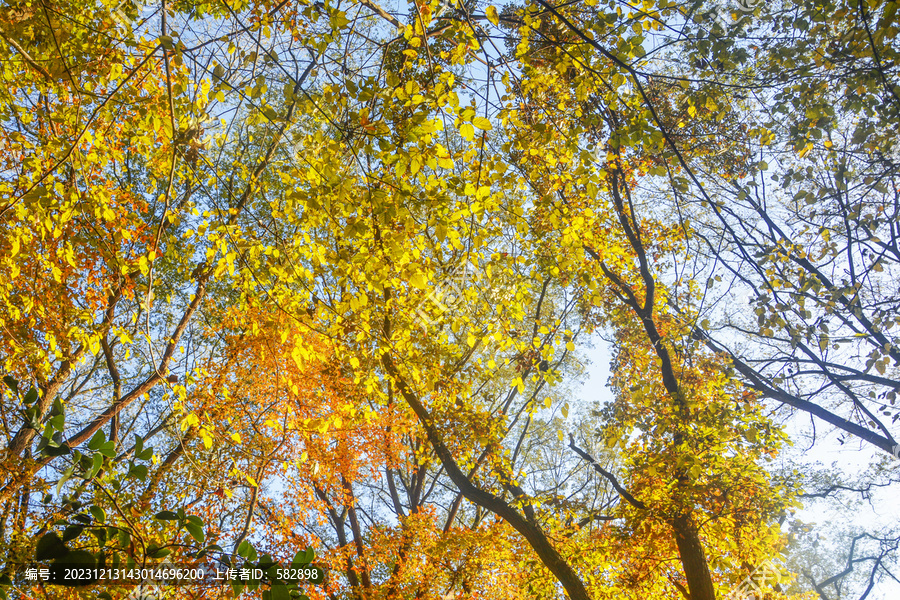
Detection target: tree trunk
<box><xmin>671</xmin><ymin>512</ymin><xmax>716</xmax><ymax>600</ymax></box>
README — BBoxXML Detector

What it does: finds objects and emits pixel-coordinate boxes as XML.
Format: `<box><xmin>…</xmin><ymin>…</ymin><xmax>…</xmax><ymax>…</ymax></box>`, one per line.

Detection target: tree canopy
<box><xmin>0</xmin><ymin>0</ymin><xmax>897</xmax><ymax>599</ymax></box>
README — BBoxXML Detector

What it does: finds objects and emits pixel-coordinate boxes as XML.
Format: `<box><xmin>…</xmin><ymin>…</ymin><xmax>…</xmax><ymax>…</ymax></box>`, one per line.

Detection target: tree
<box><xmin>2</xmin><ymin>0</ymin><xmax>895</xmax><ymax>598</ymax></box>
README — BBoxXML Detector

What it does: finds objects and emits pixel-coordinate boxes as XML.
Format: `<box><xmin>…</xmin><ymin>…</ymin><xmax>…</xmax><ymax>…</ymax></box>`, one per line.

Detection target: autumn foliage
<box><xmin>0</xmin><ymin>0</ymin><xmax>897</xmax><ymax>599</ymax></box>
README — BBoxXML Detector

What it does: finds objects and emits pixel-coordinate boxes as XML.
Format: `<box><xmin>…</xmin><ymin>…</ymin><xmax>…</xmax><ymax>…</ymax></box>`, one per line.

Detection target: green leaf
<box><xmin>88</xmin><ymin>453</ymin><xmax>103</xmax><ymax>479</ymax></box>
<box><xmin>268</xmin><ymin>584</ymin><xmax>291</xmax><ymax>600</ymax></box>
<box><xmin>64</xmin><ymin>550</ymin><xmax>96</xmax><ymax>566</ymax></box>
<box><xmin>128</xmin><ymin>464</ymin><xmax>148</xmax><ymax>481</ymax></box>
<box><xmin>36</xmin><ymin>533</ymin><xmax>69</xmax><ymax>561</ymax></box>
<box><xmin>292</xmin><ymin>547</ymin><xmax>315</xmax><ymax>566</ymax></box>
<box><xmin>89</xmin><ymin>506</ymin><xmax>106</xmax><ymax>523</ymax></box>
<box><xmin>49</xmin><ymin>397</ymin><xmax>64</xmax><ymax>418</ymax></box>
<box><xmin>48</xmin><ymin>414</ymin><xmax>65</xmax><ymax>432</ymax></box>
<box><xmin>42</xmin><ymin>443</ymin><xmax>71</xmax><ymax>457</ymax></box>
<box><xmin>147</xmin><ymin>545</ymin><xmax>171</xmax><ymax>559</ymax></box>
<box><xmin>62</xmin><ymin>525</ymin><xmax>84</xmax><ymax>543</ymax></box>
<box><xmin>258</xmin><ymin>553</ymin><xmax>277</xmax><ymax>570</ymax></box>
<box><xmin>2</xmin><ymin>376</ymin><xmax>18</xmax><ymax>395</ymax></box>
<box><xmin>117</xmin><ymin>529</ymin><xmax>131</xmax><ymax>548</ymax></box>
<box><xmin>56</xmin><ymin>465</ymin><xmax>75</xmax><ymax>496</ymax></box>
<box><xmin>184</xmin><ymin>521</ymin><xmax>205</xmax><ymax>543</ymax></box>
<box><xmin>92</xmin><ymin>527</ymin><xmax>107</xmax><ymax>545</ymax></box>
<box><xmin>99</xmin><ymin>441</ymin><xmax>117</xmax><ymax>458</ymax></box>
<box><xmin>186</xmin><ymin>515</ymin><xmax>204</xmax><ymax>527</ymax></box>
<box><xmin>237</xmin><ymin>540</ymin><xmax>257</xmax><ymax>562</ymax></box>
<box><xmin>23</xmin><ymin>388</ymin><xmax>38</xmax><ymax>405</ymax></box>
<box><xmin>87</xmin><ymin>430</ymin><xmax>106</xmax><ymax>451</ymax></box>
<box><xmin>137</xmin><ymin>444</ymin><xmax>153</xmax><ymax>461</ymax></box>
<box><xmin>155</xmin><ymin>510</ymin><xmax>179</xmax><ymax>520</ymax></box>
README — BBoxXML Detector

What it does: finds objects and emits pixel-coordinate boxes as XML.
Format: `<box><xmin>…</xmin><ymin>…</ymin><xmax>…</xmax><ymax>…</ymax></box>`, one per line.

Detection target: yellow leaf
<box><xmin>410</xmin><ymin>272</ymin><xmax>427</xmax><ymax>289</ymax></box>
<box><xmin>246</xmin><ymin>474</ymin><xmax>258</xmax><ymax>487</ymax></box>
<box><xmin>291</xmin><ymin>346</ymin><xmax>305</xmax><ymax>369</ymax></box>
<box><xmin>473</xmin><ymin>116</ymin><xmax>492</xmax><ymax>131</ymax></box>
<box><xmin>544</xmin><ymin>397</ymin><xmax>552</xmax><ymax>409</ymax></box>
<box><xmin>460</xmin><ymin>123</ymin><xmax>475</xmax><ymax>141</ymax></box>
<box><xmin>485</xmin><ymin>5</ymin><xmax>499</xmax><ymax>26</ymax></box>
<box><xmin>566</xmin><ymin>341</ymin><xmax>575</xmax><ymax>351</ymax></box>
